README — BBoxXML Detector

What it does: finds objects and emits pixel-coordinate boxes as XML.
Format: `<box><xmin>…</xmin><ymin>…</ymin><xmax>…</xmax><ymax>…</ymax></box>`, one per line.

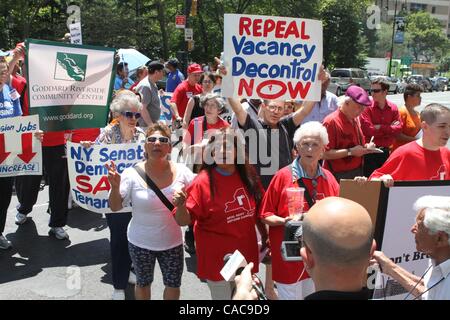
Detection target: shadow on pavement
<box><xmin>0</xmin><ymin>219</ymin><xmax>109</xmax><ymax>285</ymax></box>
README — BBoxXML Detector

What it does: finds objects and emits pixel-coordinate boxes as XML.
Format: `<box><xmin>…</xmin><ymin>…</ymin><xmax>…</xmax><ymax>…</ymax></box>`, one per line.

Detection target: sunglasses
<box><xmin>146</xmin><ymin>136</ymin><xmax>170</xmax><ymax>144</ymax></box>
<box><xmin>121</xmin><ymin>111</ymin><xmax>141</xmax><ymax>119</ymax></box>
<box><xmin>371</xmin><ymin>89</ymin><xmax>384</xmax><ymax>93</ymax></box>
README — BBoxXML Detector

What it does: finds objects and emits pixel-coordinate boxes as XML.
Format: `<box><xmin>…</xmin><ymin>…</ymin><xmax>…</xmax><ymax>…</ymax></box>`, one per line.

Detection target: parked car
<box><xmin>431</xmin><ymin>77</ymin><xmax>448</xmax><ymax>91</ymax></box>
<box><xmin>430</xmin><ymin>77</ymin><xmax>446</xmax><ymax>92</ymax></box>
<box><xmin>330</xmin><ymin>68</ymin><xmax>371</xmax><ymax>96</ymax></box>
<box><xmin>407</xmin><ymin>75</ymin><xmax>433</xmax><ymax>92</ymax></box>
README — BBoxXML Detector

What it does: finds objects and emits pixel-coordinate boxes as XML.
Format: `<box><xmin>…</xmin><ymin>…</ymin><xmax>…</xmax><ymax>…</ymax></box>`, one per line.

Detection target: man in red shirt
<box><xmin>170</xmin><ymin>63</ymin><xmax>203</xmax><ymax>120</ymax></box>
<box><xmin>370</xmin><ymin>103</ymin><xmax>450</xmax><ymax>186</ymax></box>
<box><xmin>323</xmin><ymin>86</ymin><xmax>377</xmax><ymax>181</ymax></box>
<box><xmin>360</xmin><ymin>78</ymin><xmax>402</xmax><ymax>176</ymax></box>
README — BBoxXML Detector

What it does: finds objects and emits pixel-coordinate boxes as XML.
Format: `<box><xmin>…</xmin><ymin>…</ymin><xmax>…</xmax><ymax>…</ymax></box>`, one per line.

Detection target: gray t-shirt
<box><xmin>136</xmin><ymin>77</ymin><xmax>161</xmax><ymax>124</ymax></box>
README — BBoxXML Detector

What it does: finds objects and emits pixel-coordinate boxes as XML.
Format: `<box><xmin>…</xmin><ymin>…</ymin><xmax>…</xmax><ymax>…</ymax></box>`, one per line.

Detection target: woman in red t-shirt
<box><xmin>259</xmin><ymin>121</ymin><xmax>340</xmax><ymax>300</ymax></box>
<box><xmin>173</xmin><ymin>128</ymin><xmax>267</xmax><ymax>300</ymax></box>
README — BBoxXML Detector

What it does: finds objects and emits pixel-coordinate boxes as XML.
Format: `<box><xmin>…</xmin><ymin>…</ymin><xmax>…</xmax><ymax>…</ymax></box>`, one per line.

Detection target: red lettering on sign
<box><xmin>239</xmin><ymin>17</ymin><xmax>310</xmax><ymax>39</ymax></box>
<box><xmin>275</xmin><ymin>21</ymin><xmax>286</xmax><ymax>38</ymax></box>
<box><xmin>253</xmin><ymin>19</ymin><xmax>263</xmax><ymax>36</ymax></box>
<box><xmin>238</xmin><ymin>78</ymin><xmax>255</xmax><ymax>96</ymax></box>
<box><xmin>256</xmin><ymin>80</ymin><xmax>287</xmax><ymax>99</ymax></box>
<box><xmin>92</xmin><ymin>176</ymin><xmax>110</xmax><ymax>195</ymax></box>
<box><xmin>239</xmin><ymin>17</ymin><xmax>252</xmax><ymax>36</ymax></box>
<box><xmin>287</xmin><ymin>81</ymin><xmax>311</xmax><ymax>99</ymax></box>
<box><xmin>76</xmin><ymin>175</ymin><xmax>92</xmax><ymax>193</ymax></box>
<box><xmin>263</xmin><ymin>19</ymin><xmax>276</xmax><ymax>37</ymax></box>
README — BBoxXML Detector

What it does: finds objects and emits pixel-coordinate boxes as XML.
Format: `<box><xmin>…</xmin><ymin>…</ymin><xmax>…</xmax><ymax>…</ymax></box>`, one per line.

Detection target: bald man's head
<box><xmin>303</xmin><ymin>197</ymin><xmax>373</xmax><ymax>267</ymax></box>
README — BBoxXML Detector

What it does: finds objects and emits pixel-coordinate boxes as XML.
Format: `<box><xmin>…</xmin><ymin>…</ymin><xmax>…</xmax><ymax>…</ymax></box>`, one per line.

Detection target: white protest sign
<box><xmin>67</xmin><ymin>142</ymin><xmax>145</xmax><ymax>213</ymax></box>
<box><xmin>69</xmin><ymin>22</ymin><xmax>83</xmax><ymax>45</ymax></box>
<box><xmin>0</xmin><ymin>115</ymin><xmax>42</xmax><ymax>177</ymax></box>
<box><xmin>222</xmin><ymin>14</ymin><xmax>322</xmax><ymax>101</ymax></box>
<box><xmin>372</xmin><ymin>183</ymin><xmax>450</xmax><ymax>299</ymax></box>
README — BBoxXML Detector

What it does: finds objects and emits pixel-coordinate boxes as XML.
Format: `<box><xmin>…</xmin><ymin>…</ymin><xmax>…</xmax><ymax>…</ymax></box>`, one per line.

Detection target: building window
<box><xmin>432</xmin><ymin>6</ymin><xmax>436</xmax><ymax>14</ymax></box>
<box><xmin>410</xmin><ymin>3</ymin><xmax>427</xmax><ymax>12</ymax></box>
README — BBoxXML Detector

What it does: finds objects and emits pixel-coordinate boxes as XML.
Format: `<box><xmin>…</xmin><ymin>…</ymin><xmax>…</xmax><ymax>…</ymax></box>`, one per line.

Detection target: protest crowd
<box><xmin>0</xmin><ymin>14</ymin><xmax>450</xmax><ymax>302</ymax></box>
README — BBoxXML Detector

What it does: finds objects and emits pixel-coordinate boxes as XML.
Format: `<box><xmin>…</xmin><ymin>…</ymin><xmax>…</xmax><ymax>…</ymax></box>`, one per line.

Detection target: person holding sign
<box><xmin>173</xmin><ymin>128</ymin><xmax>267</xmax><ymax>300</ymax></box>
<box><xmin>0</xmin><ymin>60</ymin><xmax>22</xmax><ymax>250</ymax></box>
<box><xmin>107</xmin><ymin>123</ymin><xmax>195</xmax><ymax>300</ymax></box>
<box><xmin>93</xmin><ymin>93</ymin><xmax>146</xmax><ymax>300</ymax></box>
<box><xmin>259</xmin><ymin>122</ymin><xmax>339</xmax><ymax>300</ymax></box>
<box><xmin>371</xmin><ymin>196</ymin><xmax>450</xmax><ymax>300</ymax></box>
<box><xmin>369</xmin><ymin>104</ymin><xmax>450</xmax><ymax>186</ymax></box>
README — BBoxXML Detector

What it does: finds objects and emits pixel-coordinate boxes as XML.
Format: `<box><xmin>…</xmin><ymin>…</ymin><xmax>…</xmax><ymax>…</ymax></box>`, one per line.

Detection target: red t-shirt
<box><xmin>184</xmin><ymin>169</ymin><xmax>260</xmax><ymax>281</ymax></box>
<box><xmin>370</xmin><ymin>141</ymin><xmax>450</xmax><ymax>181</ymax></box>
<box><xmin>258</xmin><ymin>165</ymin><xmax>340</xmax><ymax>284</ymax></box>
<box><xmin>323</xmin><ymin>109</ymin><xmax>366</xmax><ymax>173</ymax></box>
<box><xmin>360</xmin><ymin>100</ymin><xmax>402</xmax><ymax>148</ymax></box>
<box><xmin>42</xmin><ymin>131</ymin><xmax>66</xmax><ymax>147</ymax></box>
<box><xmin>70</xmin><ymin>128</ymin><xmax>101</xmax><ymax>143</ymax></box>
<box><xmin>170</xmin><ymin>80</ymin><xmax>202</xmax><ymax>118</ymax></box>
<box><xmin>11</xmin><ymin>74</ymin><xmax>29</xmax><ymax>115</ymax></box>
<box><xmin>185</xmin><ymin>116</ymin><xmax>230</xmax><ymax>146</ymax></box>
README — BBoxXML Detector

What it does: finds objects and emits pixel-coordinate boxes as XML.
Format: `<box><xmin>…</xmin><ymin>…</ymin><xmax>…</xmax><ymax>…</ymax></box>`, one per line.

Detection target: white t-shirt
<box><xmin>119</xmin><ymin>162</ymin><xmax>195</xmax><ymax>251</ymax></box>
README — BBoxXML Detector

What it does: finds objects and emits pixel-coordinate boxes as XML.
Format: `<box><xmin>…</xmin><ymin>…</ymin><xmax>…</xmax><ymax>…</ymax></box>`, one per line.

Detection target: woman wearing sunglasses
<box><xmin>173</xmin><ymin>128</ymin><xmax>267</xmax><ymax>300</ymax></box>
<box><xmin>90</xmin><ymin>93</ymin><xmax>146</xmax><ymax>300</ymax></box>
<box><xmin>182</xmin><ymin>72</ymin><xmax>216</xmax><ymax>128</ymax></box>
<box><xmin>107</xmin><ymin>123</ymin><xmax>195</xmax><ymax>300</ymax></box>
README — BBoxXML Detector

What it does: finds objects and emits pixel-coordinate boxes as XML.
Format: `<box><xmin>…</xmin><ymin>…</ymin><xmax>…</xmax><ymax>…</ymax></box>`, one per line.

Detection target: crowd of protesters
<box><xmin>1</xmin><ymin>39</ymin><xmax>449</xmax><ymax>302</ymax></box>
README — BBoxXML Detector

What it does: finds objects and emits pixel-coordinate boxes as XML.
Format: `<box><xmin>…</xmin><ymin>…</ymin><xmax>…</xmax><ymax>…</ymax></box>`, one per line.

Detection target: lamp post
<box><xmin>388</xmin><ymin>0</ymin><xmax>398</xmax><ymax>77</ymax></box>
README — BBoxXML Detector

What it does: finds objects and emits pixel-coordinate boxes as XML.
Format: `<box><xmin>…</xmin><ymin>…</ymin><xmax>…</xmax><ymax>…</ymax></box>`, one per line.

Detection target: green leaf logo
<box><xmin>54</xmin><ymin>52</ymin><xmax>87</xmax><ymax>82</ymax></box>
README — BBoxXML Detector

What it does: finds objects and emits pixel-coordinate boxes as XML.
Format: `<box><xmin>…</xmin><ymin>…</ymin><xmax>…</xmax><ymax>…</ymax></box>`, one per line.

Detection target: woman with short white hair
<box><xmin>372</xmin><ymin>195</ymin><xmax>450</xmax><ymax>300</ymax></box>
<box><xmin>259</xmin><ymin>121</ymin><xmax>340</xmax><ymax>300</ymax></box>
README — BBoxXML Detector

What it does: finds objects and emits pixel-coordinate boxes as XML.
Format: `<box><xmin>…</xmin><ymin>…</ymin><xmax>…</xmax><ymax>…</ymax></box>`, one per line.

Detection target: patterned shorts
<box><xmin>128</xmin><ymin>242</ymin><xmax>184</xmax><ymax>288</ymax></box>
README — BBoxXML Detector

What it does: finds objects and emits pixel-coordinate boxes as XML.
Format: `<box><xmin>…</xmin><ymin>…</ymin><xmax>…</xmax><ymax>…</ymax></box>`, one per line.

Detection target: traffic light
<box><xmin>191</xmin><ymin>0</ymin><xmax>197</xmax><ymax>16</ymax></box>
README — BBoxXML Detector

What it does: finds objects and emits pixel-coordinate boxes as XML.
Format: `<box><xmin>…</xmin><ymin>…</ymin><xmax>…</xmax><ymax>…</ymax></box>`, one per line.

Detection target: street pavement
<box><xmin>0</xmin><ymin>91</ymin><xmax>448</xmax><ymax>300</ymax></box>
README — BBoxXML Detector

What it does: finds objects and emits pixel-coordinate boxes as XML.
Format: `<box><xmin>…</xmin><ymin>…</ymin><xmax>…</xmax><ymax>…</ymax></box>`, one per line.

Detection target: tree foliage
<box><xmin>406</xmin><ymin>11</ymin><xmax>449</xmax><ymax>62</ymax></box>
<box><xmin>319</xmin><ymin>0</ymin><xmax>372</xmax><ymax>69</ymax></box>
<box><xmin>0</xmin><ymin>0</ymin><xmax>381</xmax><ymax>70</ymax></box>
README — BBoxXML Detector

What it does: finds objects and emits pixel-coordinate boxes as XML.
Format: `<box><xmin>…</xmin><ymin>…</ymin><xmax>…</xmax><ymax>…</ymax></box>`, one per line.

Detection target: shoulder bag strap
<box><xmin>134</xmin><ymin>165</ymin><xmax>175</xmax><ymax>211</ymax></box>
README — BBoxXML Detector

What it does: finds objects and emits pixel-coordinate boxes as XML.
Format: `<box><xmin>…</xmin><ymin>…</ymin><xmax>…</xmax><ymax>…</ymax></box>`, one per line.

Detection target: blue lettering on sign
<box><xmin>99</xmin><ymin>145</ymin><xmax>145</xmax><ymax>162</ymax></box>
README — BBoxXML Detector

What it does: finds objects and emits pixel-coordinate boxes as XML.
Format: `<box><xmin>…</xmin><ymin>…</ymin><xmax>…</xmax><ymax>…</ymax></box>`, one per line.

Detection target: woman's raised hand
<box><xmin>105</xmin><ymin>161</ymin><xmax>121</xmax><ymax>189</ymax></box>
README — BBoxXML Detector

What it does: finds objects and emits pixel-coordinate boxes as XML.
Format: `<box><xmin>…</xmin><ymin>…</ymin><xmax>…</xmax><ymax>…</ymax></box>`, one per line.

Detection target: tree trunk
<box><xmin>156</xmin><ymin>0</ymin><xmax>169</xmax><ymax>59</ymax></box>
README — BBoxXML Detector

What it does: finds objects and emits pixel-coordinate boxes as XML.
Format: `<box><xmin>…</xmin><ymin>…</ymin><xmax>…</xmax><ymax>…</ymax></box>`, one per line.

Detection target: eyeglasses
<box><xmin>202</xmin><ymin>80</ymin><xmax>213</xmax><ymax>84</ymax></box>
<box><xmin>371</xmin><ymin>88</ymin><xmax>384</xmax><ymax>94</ymax></box>
<box><xmin>267</xmin><ymin>105</ymin><xmax>284</xmax><ymax>112</ymax></box>
<box><xmin>121</xmin><ymin>111</ymin><xmax>141</xmax><ymax>119</ymax></box>
<box><xmin>299</xmin><ymin>142</ymin><xmax>320</xmax><ymax>150</ymax></box>
<box><xmin>146</xmin><ymin>136</ymin><xmax>170</xmax><ymax>144</ymax></box>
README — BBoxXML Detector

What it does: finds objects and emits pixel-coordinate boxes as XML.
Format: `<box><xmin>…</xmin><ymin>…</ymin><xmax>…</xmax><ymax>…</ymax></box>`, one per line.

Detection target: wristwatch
<box><xmin>347</xmin><ymin>149</ymin><xmax>352</xmax><ymax>157</ymax></box>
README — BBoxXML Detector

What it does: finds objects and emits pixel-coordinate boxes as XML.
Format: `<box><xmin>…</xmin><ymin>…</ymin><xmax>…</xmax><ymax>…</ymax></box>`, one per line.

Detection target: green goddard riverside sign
<box><xmin>26</xmin><ymin>39</ymin><xmax>116</xmax><ymax>132</ymax></box>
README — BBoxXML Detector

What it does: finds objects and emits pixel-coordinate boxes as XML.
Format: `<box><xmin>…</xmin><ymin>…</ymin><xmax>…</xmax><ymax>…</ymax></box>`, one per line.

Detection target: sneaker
<box><xmin>112</xmin><ymin>289</ymin><xmax>125</xmax><ymax>300</ymax></box>
<box><xmin>15</xmin><ymin>212</ymin><xmax>28</xmax><ymax>225</ymax></box>
<box><xmin>0</xmin><ymin>234</ymin><xmax>12</xmax><ymax>250</ymax></box>
<box><xmin>48</xmin><ymin>227</ymin><xmax>69</xmax><ymax>240</ymax></box>
<box><xmin>128</xmin><ymin>271</ymin><xmax>136</xmax><ymax>285</ymax></box>
<box><xmin>183</xmin><ymin>240</ymin><xmax>196</xmax><ymax>255</ymax></box>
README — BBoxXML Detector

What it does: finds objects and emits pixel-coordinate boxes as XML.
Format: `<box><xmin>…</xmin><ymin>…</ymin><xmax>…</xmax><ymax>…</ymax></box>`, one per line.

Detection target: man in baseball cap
<box><xmin>170</xmin><ymin>63</ymin><xmax>203</xmax><ymax>120</ymax></box>
<box><xmin>322</xmin><ymin>85</ymin><xmax>377</xmax><ymax>181</ymax></box>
